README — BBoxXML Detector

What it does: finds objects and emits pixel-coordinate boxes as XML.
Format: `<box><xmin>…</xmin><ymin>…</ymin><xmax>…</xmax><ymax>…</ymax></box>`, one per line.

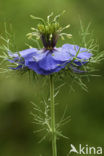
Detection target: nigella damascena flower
<box><xmin>8</xmin><ymin>13</ymin><xmax>92</xmax><ymax>75</ymax></box>
<box><xmin>8</xmin><ymin>44</ymin><xmax>92</xmax><ymax>75</ymax></box>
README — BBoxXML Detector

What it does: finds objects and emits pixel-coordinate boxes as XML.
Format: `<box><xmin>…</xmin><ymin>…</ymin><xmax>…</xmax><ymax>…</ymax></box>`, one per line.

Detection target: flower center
<box><xmin>38</xmin><ymin>23</ymin><xmax>59</xmax><ymax>50</ymax></box>
<box><xmin>27</xmin><ymin>12</ymin><xmax>72</xmax><ymax>50</ymax></box>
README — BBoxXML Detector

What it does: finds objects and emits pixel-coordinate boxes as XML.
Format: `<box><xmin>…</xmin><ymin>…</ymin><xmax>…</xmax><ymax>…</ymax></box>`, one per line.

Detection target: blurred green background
<box><xmin>0</xmin><ymin>0</ymin><xmax>104</xmax><ymax>156</ymax></box>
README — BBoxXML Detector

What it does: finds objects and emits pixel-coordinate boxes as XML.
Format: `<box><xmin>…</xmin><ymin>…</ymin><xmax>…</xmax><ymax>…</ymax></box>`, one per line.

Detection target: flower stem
<box><xmin>50</xmin><ymin>75</ymin><xmax>57</xmax><ymax>156</ymax></box>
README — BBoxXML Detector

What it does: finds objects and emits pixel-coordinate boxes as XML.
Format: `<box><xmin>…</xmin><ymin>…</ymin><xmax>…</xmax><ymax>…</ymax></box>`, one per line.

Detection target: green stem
<box><xmin>50</xmin><ymin>75</ymin><xmax>57</xmax><ymax>156</ymax></box>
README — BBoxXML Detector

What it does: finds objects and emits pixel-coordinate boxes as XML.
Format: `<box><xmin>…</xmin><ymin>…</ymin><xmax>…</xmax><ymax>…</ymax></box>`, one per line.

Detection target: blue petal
<box><xmin>19</xmin><ymin>48</ymin><xmax>38</xmax><ymax>59</ymax></box>
<box><xmin>9</xmin><ymin>65</ymin><xmax>23</xmax><ymax>70</ymax></box>
<box><xmin>25</xmin><ymin>57</ymin><xmax>65</xmax><ymax>75</ymax></box>
<box><xmin>52</xmin><ymin>47</ymin><xmax>73</xmax><ymax>61</ymax></box>
<box><xmin>8</xmin><ymin>51</ymin><xmax>19</xmax><ymax>58</ymax></box>
<box><xmin>62</xmin><ymin>44</ymin><xmax>78</xmax><ymax>56</ymax></box>
<box><xmin>62</xmin><ymin>44</ymin><xmax>92</xmax><ymax>59</ymax></box>
<box><xmin>25</xmin><ymin>61</ymin><xmax>45</xmax><ymax>74</ymax></box>
<box><xmin>38</xmin><ymin>52</ymin><xmax>66</xmax><ymax>71</ymax></box>
<box><xmin>33</xmin><ymin>49</ymin><xmax>49</xmax><ymax>62</ymax></box>
<box><xmin>8</xmin><ymin>59</ymin><xmax>15</xmax><ymax>63</ymax></box>
<box><xmin>62</xmin><ymin>44</ymin><xmax>92</xmax><ymax>66</ymax></box>
<box><xmin>8</xmin><ymin>48</ymin><xmax>38</xmax><ymax>60</ymax></box>
<box><xmin>69</xmin><ymin>65</ymin><xmax>86</xmax><ymax>73</ymax></box>
<box><xmin>77</xmin><ymin>51</ymin><xmax>92</xmax><ymax>60</ymax></box>
<box><xmin>23</xmin><ymin>49</ymin><xmax>49</xmax><ymax>63</ymax></box>
<box><xmin>25</xmin><ymin>61</ymin><xmax>51</xmax><ymax>75</ymax></box>
<box><xmin>25</xmin><ymin>49</ymin><xmax>67</xmax><ymax>72</ymax></box>
<box><xmin>8</xmin><ymin>48</ymin><xmax>37</xmax><ymax>70</ymax></box>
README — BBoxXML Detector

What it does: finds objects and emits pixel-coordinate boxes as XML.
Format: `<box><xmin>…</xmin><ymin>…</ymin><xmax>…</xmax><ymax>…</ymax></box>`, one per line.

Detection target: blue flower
<box><xmin>8</xmin><ymin>44</ymin><xmax>92</xmax><ymax>75</ymax></box>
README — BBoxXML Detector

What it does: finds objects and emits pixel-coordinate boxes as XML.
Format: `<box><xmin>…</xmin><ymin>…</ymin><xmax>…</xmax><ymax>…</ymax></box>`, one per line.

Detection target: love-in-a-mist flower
<box><xmin>8</xmin><ymin>12</ymin><xmax>92</xmax><ymax>75</ymax></box>
<box><xmin>1</xmin><ymin>12</ymin><xmax>103</xmax><ymax>156</ymax></box>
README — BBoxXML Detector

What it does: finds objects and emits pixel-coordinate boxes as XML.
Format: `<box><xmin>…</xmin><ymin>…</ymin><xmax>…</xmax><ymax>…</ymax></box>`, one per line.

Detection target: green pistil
<box><xmin>27</xmin><ymin>12</ymin><xmax>72</xmax><ymax>49</ymax></box>
<box><xmin>38</xmin><ymin>23</ymin><xmax>59</xmax><ymax>49</ymax></box>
